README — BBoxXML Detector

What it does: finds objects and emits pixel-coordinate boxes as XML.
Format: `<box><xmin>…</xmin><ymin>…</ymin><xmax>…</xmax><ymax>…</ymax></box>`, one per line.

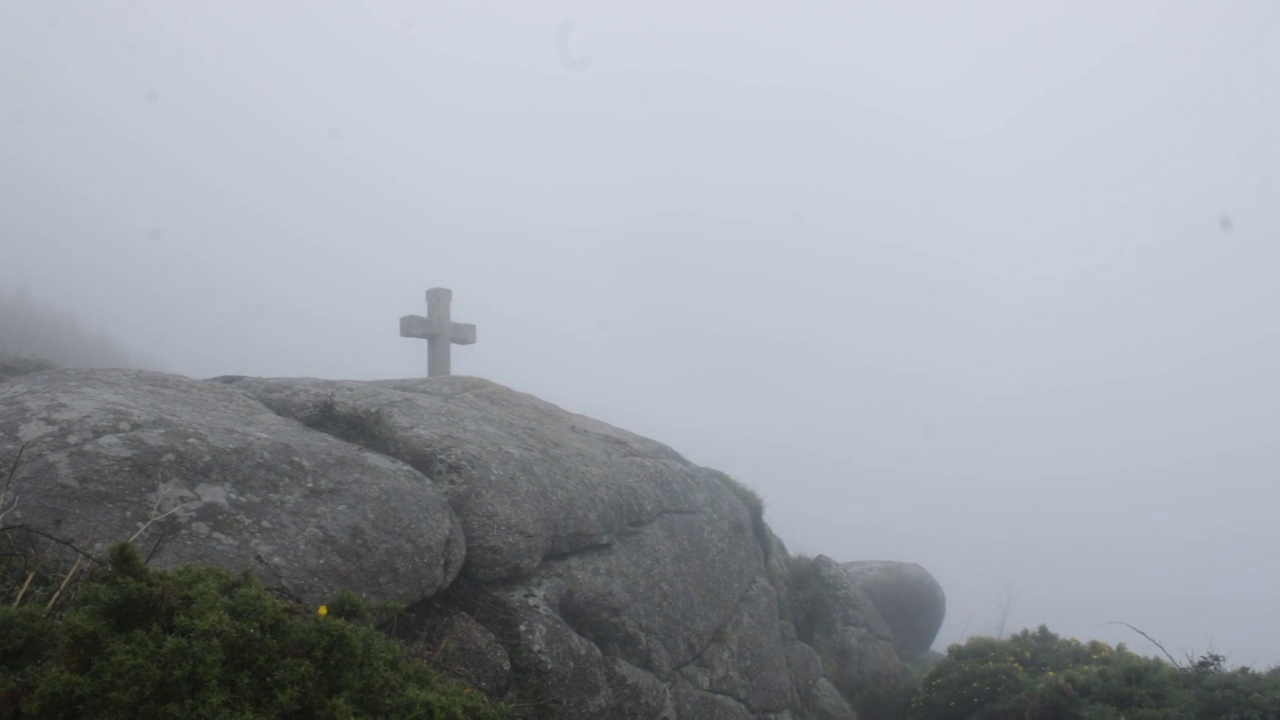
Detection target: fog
<box><xmin>3</xmin><ymin>2</ymin><xmax>1278</xmax><ymax>666</ymax></box>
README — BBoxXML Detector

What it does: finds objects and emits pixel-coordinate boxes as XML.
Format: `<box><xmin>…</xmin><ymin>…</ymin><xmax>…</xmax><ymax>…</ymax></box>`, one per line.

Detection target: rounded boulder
<box><xmin>840</xmin><ymin>561</ymin><xmax>946</xmax><ymax>661</ymax></box>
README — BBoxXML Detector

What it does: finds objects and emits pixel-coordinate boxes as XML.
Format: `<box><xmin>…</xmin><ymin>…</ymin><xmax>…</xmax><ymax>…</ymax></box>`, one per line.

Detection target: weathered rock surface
<box><xmin>222</xmin><ymin>375</ymin><xmax>711</xmax><ymax>584</ymax></box>
<box><xmin>220</xmin><ymin>375</ymin><xmax>810</xmax><ymax>717</ymax></box>
<box><xmin>1</xmin><ymin>369</ymin><xmax>945</xmax><ymax>718</ymax></box>
<box><xmin>794</xmin><ymin>555</ymin><xmax>906</xmax><ymax>700</ymax></box>
<box><xmin>422</xmin><ymin>611</ymin><xmax>512</xmax><ymax>698</ymax></box>
<box><xmin>785</xmin><ymin>634</ymin><xmax>857</xmax><ymax>720</ymax></box>
<box><xmin>841</xmin><ymin>560</ymin><xmax>946</xmax><ymax>662</ymax></box>
<box><xmin>0</xmin><ymin>369</ymin><xmax>464</xmax><ymax>607</ymax></box>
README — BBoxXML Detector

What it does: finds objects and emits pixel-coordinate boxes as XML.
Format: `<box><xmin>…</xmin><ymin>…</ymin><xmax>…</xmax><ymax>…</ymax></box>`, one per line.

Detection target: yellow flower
<box><xmin>318</xmin><ymin>605</ymin><xmax>329</xmax><ymax>617</ymax></box>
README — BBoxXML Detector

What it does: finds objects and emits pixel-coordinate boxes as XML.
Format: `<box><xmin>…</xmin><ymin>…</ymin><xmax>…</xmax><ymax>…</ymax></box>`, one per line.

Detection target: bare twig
<box><xmin>506</xmin><ymin>697</ymin><xmax>562</xmax><ymax>711</ymax></box>
<box><xmin>46</xmin><ymin>553</ymin><xmax>84</xmax><ymax>610</ymax></box>
<box><xmin>128</xmin><ymin>500</ymin><xmax>192</xmax><ymax>543</ymax></box>
<box><xmin>13</xmin><ymin>570</ymin><xmax>37</xmax><ymax>607</ymax></box>
<box><xmin>11</xmin><ymin>541</ymin><xmax>52</xmax><ymax>607</ymax></box>
<box><xmin>128</xmin><ymin>475</ymin><xmax>192</xmax><ymax>544</ymax></box>
<box><xmin>0</xmin><ymin>443</ymin><xmax>29</xmax><ymax>524</ymax></box>
<box><xmin>994</xmin><ymin>584</ymin><xmax>1022</xmax><ymax>640</ymax></box>
<box><xmin>1103</xmin><ymin>621</ymin><xmax>1181</xmax><ymax>667</ymax></box>
<box><xmin>0</xmin><ymin>494</ymin><xmax>18</xmax><ymax>525</ymax></box>
<box><xmin>43</xmin><ymin>528</ymin><xmax>97</xmax><ymax>611</ymax></box>
<box><xmin>144</xmin><ymin>522</ymin><xmax>172</xmax><ymax>565</ymax></box>
<box><xmin>1</xmin><ymin>525</ymin><xmax>104</xmax><ymax>566</ymax></box>
<box><xmin>2</xmin><ymin>443</ymin><xmax>27</xmax><ymax>491</ymax></box>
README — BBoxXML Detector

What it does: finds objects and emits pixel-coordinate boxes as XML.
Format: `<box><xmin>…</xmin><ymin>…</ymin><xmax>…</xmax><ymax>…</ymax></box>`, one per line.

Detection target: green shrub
<box><xmin>0</xmin><ymin>542</ymin><xmax>507</xmax><ymax>719</ymax></box>
<box><xmin>909</xmin><ymin>625</ymin><xmax>1280</xmax><ymax>720</ymax></box>
<box><xmin>786</xmin><ymin>553</ymin><xmax>821</xmax><ymax>640</ymax></box>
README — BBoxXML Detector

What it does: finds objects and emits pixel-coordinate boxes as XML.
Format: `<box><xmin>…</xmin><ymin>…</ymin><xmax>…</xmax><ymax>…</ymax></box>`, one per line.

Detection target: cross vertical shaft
<box><xmin>399</xmin><ymin>288</ymin><xmax>477</xmax><ymax>377</ymax></box>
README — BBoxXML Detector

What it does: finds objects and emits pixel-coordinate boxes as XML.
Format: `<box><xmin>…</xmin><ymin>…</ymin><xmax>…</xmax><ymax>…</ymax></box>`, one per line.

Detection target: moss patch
<box><xmin>301</xmin><ymin>395</ymin><xmax>405</xmax><ymax>457</ymax></box>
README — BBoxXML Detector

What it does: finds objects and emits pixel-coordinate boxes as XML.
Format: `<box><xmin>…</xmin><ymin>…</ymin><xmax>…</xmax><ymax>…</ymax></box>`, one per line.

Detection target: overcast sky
<box><xmin>3</xmin><ymin>1</ymin><xmax>1278</xmax><ymax>666</ymax></box>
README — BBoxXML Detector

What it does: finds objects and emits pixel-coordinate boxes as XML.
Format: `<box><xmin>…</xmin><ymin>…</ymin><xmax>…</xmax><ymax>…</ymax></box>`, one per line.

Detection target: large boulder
<box><xmin>841</xmin><ymin>560</ymin><xmax>946</xmax><ymax>662</ymax></box>
<box><xmin>0</xmin><ymin>369</ymin><xmax>464</xmax><ymax>607</ymax></box>
<box><xmin>220</xmin><ymin>375</ymin><xmax>806</xmax><ymax>717</ymax></box>
<box><xmin>220</xmin><ymin>375</ymin><xmax>714</xmax><ymax>583</ymax></box>
<box><xmin>1</xmin><ymin>369</ymin><xmax>948</xmax><ymax>718</ymax></box>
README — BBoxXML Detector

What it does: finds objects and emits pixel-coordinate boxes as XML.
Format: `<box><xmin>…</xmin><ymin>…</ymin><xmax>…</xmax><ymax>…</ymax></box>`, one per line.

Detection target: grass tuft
<box><xmin>707</xmin><ymin>469</ymin><xmax>768</xmax><ymax>550</ymax></box>
<box><xmin>301</xmin><ymin>395</ymin><xmax>404</xmax><ymax>457</ymax></box>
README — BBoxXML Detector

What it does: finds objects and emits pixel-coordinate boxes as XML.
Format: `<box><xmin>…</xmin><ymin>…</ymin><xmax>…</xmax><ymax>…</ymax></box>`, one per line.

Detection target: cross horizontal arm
<box><xmin>400</xmin><ymin>315</ymin><xmax>477</xmax><ymax>344</ymax></box>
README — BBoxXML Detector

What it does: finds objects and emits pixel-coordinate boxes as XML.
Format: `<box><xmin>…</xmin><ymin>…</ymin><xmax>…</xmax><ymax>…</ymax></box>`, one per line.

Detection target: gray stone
<box><xmin>603</xmin><ymin>657</ymin><xmax>677</xmax><ymax>719</ymax></box>
<box><xmin>399</xmin><ymin>287</ymin><xmax>476</xmax><ymax>377</ymax></box>
<box><xmin>222</xmin><ymin>375</ymin><xmax>710</xmax><ymax>584</ymax></box>
<box><xmin>840</xmin><ymin>560</ymin><xmax>946</xmax><ymax>662</ymax></box>
<box><xmin>0</xmin><ymin>369</ymin><xmax>464</xmax><ymax>608</ymax></box>
<box><xmin>428</xmin><ymin>612</ymin><xmax>512</xmax><ymax>697</ymax></box>
<box><xmin>0</xmin><ymin>368</ymin><xmax>950</xmax><ymax>718</ymax></box>
<box><xmin>810</xmin><ymin>679</ymin><xmax>858</xmax><ymax>720</ymax></box>
<box><xmin>786</xmin><ymin>639</ymin><xmax>856</xmax><ymax>720</ymax></box>
<box><xmin>764</xmin><ymin>528</ymin><xmax>794</xmax><ymax>624</ymax></box>
<box><xmin>793</xmin><ymin>555</ymin><xmax>905</xmax><ymax>700</ymax></box>
<box><xmin>672</xmin><ymin>677</ymin><xmax>755</xmax><ymax>720</ymax></box>
<box><xmin>677</xmin><ymin>578</ymin><xmax>794</xmax><ymax>713</ymax></box>
<box><xmin>215</xmin><ymin>375</ymin><xmax>818</xmax><ymax>716</ymax></box>
<box><xmin>451</xmin><ymin>478</ymin><xmax>795</xmax><ymax>717</ymax></box>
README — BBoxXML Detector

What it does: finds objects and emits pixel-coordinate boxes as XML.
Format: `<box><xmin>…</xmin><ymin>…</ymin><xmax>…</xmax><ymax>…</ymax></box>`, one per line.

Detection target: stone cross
<box><xmin>400</xmin><ymin>288</ymin><xmax>476</xmax><ymax>377</ymax></box>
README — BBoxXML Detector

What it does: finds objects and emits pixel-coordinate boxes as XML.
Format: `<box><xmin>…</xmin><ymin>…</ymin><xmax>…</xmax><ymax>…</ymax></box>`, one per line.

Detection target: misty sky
<box><xmin>3</xmin><ymin>2</ymin><xmax>1279</xmax><ymax>666</ymax></box>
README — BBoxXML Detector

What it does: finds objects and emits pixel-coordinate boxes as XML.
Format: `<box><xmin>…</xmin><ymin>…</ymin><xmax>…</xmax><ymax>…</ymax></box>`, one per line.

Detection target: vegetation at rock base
<box><xmin>784</xmin><ymin>552</ymin><xmax>1280</xmax><ymax>720</ymax></box>
<box><xmin>903</xmin><ymin>625</ymin><xmax>1280</xmax><ymax>720</ymax></box>
<box><xmin>850</xmin><ymin>651</ymin><xmax>941</xmax><ymax>720</ymax></box>
<box><xmin>0</xmin><ymin>540</ymin><xmax>508</xmax><ymax>719</ymax></box>
<box><xmin>9</xmin><ymin>351</ymin><xmax>1279</xmax><ymax>718</ymax></box>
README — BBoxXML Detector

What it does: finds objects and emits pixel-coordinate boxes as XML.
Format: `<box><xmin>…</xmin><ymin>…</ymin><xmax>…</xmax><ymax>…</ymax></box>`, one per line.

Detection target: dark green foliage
<box><xmin>909</xmin><ymin>625</ymin><xmax>1280</xmax><ymax>720</ymax></box>
<box><xmin>786</xmin><ymin>553</ymin><xmax>827</xmax><ymax>644</ymax></box>
<box><xmin>853</xmin><ymin>649</ymin><xmax>943</xmax><ymax>719</ymax></box>
<box><xmin>1182</xmin><ymin>653</ymin><xmax>1280</xmax><ymax>720</ymax></box>
<box><xmin>852</xmin><ymin>682</ymin><xmax>919</xmax><ymax>720</ymax></box>
<box><xmin>293</xmin><ymin>396</ymin><xmax>471</xmax><ymax>487</ymax></box>
<box><xmin>0</xmin><ymin>542</ymin><xmax>507</xmax><ymax>719</ymax></box>
<box><xmin>302</xmin><ymin>395</ymin><xmax>404</xmax><ymax>457</ymax></box>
